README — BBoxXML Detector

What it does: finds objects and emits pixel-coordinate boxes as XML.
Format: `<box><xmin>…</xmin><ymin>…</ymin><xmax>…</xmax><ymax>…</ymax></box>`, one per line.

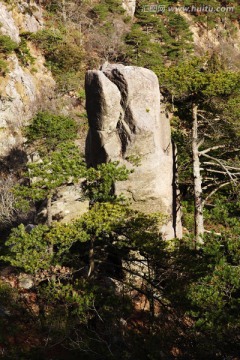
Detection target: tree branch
<box><xmin>203</xmin><ymin>162</ymin><xmax>240</xmax><ymax>172</ymax></box>
<box><xmin>201</xmin><ymin>153</ymin><xmax>238</xmax><ymax>183</ymax></box>
<box><xmin>205</xmin><ymin>168</ymin><xmax>231</xmax><ymax>175</ymax></box>
<box><xmin>202</xmin><ymin>181</ymin><xmax>231</xmax><ymax>207</ymax></box>
<box><xmin>197</xmin><ymin>138</ymin><xmax>204</xmax><ymax>149</ymax></box>
<box><xmin>199</xmin><ymin>145</ymin><xmax>225</xmax><ymax>156</ymax></box>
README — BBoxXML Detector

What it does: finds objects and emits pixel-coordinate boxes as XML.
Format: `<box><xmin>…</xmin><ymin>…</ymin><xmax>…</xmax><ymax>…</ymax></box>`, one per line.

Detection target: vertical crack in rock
<box><xmin>103</xmin><ymin>68</ymin><xmax>128</xmax><ymax>109</ymax></box>
<box><xmin>103</xmin><ymin>66</ymin><xmax>136</xmax><ymax>156</ymax></box>
<box><xmin>85</xmin><ymin>64</ymin><xmax>182</xmax><ymax>239</ymax></box>
<box><xmin>116</xmin><ymin>118</ymin><xmax>131</xmax><ymax>156</ymax></box>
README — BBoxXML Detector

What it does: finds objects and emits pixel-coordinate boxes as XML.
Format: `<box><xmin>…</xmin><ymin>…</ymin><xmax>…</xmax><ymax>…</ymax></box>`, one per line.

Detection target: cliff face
<box><xmin>183</xmin><ymin>13</ymin><xmax>240</xmax><ymax>69</ymax></box>
<box><xmin>0</xmin><ymin>1</ymin><xmax>55</xmax><ymax>156</ymax></box>
<box><xmin>85</xmin><ymin>64</ymin><xmax>182</xmax><ymax>239</ymax></box>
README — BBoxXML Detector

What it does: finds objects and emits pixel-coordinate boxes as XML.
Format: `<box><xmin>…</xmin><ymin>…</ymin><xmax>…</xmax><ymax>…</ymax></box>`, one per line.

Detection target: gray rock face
<box><xmin>0</xmin><ymin>3</ymin><xmax>20</xmax><ymax>43</ymax></box>
<box><xmin>0</xmin><ymin>2</ymin><xmax>55</xmax><ymax>157</ymax></box>
<box><xmin>38</xmin><ymin>184</ymin><xmax>89</xmax><ymax>224</ymax></box>
<box><xmin>0</xmin><ymin>2</ymin><xmax>43</xmax><ymax>43</ymax></box>
<box><xmin>85</xmin><ymin>64</ymin><xmax>182</xmax><ymax>239</ymax></box>
<box><xmin>122</xmin><ymin>0</ymin><xmax>136</xmax><ymax>17</ymax></box>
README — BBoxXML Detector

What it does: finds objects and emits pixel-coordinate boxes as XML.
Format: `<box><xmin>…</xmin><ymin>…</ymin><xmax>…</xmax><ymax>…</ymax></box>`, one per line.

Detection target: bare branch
<box><xmin>199</xmin><ymin>145</ymin><xmax>225</xmax><ymax>156</ymax></box>
<box><xmin>201</xmin><ymin>153</ymin><xmax>238</xmax><ymax>183</ymax></box>
<box><xmin>204</xmin><ymin>176</ymin><xmax>218</xmax><ymax>181</ymax></box>
<box><xmin>197</xmin><ymin>113</ymin><xmax>208</xmax><ymax>121</ymax></box>
<box><xmin>203</xmin><ymin>162</ymin><xmax>240</xmax><ymax>172</ymax></box>
<box><xmin>197</xmin><ymin>138</ymin><xmax>204</xmax><ymax>149</ymax></box>
<box><xmin>205</xmin><ymin>230</ymin><xmax>222</xmax><ymax>236</ymax></box>
<box><xmin>202</xmin><ymin>182</ymin><xmax>219</xmax><ymax>190</ymax></box>
<box><xmin>202</xmin><ymin>181</ymin><xmax>231</xmax><ymax>207</ymax></box>
<box><xmin>0</xmin><ymin>176</ymin><xmax>20</xmax><ymax>225</ymax></box>
<box><xmin>225</xmin><ymin>165</ymin><xmax>240</xmax><ymax>171</ymax></box>
<box><xmin>205</xmin><ymin>168</ymin><xmax>231</xmax><ymax>175</ymax></box>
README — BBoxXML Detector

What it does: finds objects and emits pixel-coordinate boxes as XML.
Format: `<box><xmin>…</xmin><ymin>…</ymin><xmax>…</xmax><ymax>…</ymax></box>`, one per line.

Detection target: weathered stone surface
<box><xmin>122</xmin><ymin>0</ymin><xmax>136</xmax><ymax>17</ymax></box>
<box><xmin>18</xmin><ymin>273</ymin><xmax>34</xmax><ymax>289</ymax></box>
<box><xmin>38</xmin><ymin>184</ymin><xmax>89</xmax><ymax>224</ymax></box>
<box><xmin>85</xmin><ymin>64</ymin><xmax>182</xmax><ymax>239</ymax></box>
<box><xmin>0</xmin><ymin>2</ymin><xmax>43</xmax><ymax>42</ymax></box>
<box><xmin>0</xmin><ymin>3</ymin><xmax>55</xmax><ymax>157</ymax></box>
<box><xmin>0</xmin><ymin>3</ymin><xmax>20</xmax><ymax>43</ymax></box>
<box><xmin>0</xmin><ymin>52</ymin><xmax>55</xmax><ymax>156</ymax></box>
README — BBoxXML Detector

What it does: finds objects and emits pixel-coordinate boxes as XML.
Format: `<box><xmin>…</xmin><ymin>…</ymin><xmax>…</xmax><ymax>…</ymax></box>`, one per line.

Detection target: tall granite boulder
<box><xmin>85</xmin><ymin>64</ymin><xmax>182</xmax><ymax>239</ymax></box>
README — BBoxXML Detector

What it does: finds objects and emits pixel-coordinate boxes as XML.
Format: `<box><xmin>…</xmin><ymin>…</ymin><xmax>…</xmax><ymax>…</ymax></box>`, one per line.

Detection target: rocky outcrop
<box><xmin>0</xmin><ymin>2</ymin><xmax>20</xmax><ymax>43</ymax></box>
<box><xmin>182</xmin><ymin>12</ymin><xmax>240</xmax><ymax>70</ymax></box>
<box><xmin>38</xmin><ymin>184</ymin><xmax>89</xmax><ymax>224</ymax></box>
<box><xmin>122</xmin><ymin>0</ymin><xmax>136</xmax><ymax>17</ymax></box>
<box><xmin>0</xmin><ymin>1</ymin><xmax>43</xmax><ymax>42</ymax></box>
<box><xmin>0</xmin><ymin>2</ymin><xmax>55</xmax><ymax>157</ymax></box>
<box><xmin>85</xmin><ymin>64</ymin><xmax>182</xmax><ymax>239</ymax></box>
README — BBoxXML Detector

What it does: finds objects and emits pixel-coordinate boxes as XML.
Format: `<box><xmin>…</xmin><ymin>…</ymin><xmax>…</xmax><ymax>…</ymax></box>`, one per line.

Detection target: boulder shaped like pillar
<box><xmin>85</xmin><ymin>64</ymin><xmax>182</xmax><ymax>239</ymax></box>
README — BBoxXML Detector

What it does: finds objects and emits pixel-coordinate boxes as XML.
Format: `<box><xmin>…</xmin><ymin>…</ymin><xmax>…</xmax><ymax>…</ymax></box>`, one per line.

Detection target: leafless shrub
<box><xmin>0</xmin><ymin>176</ymin><xmax>19</xmax><ymax>226</ymax></box>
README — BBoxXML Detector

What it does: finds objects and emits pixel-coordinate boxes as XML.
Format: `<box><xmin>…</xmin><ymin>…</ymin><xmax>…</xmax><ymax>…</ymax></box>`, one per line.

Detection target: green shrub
<box><xmin>45</xmin><ymin>0</ymin><xmax>62</xmax><ymax>13</ymax></box>
<box><xmin>83</xmin><ymin>162</ymin><xmax>131</xmax><ymax>204</ymax></box>
<box><xmin>93</xmin><ymin>0</ymin><xmax>125</xmax><ymax>20</ymax></box>
<box><xmin>30</xmin><ymin>29</ymin><xmax>63</xmax><ymax>51</ymax></box>
<box><xmin>1</xmin><ymin>222</ymin><xmax>89</xmax><ymax>274</ymax></box>
<box><xmin>16</xmin><ymin>38</ymin><xmax>35</xmax><ymax>66</ymax></box>
<box><xmin>0</xmin><ymin>34</ymin><xmax>18</xmax><ymax>53</ymax></box>
<box><xmin>48</xmin><ymin>42</ymin><xmax>84</xmax><ymax>73</ymax></box>
<box><xmin>125</xmin><ymin>24</ymin><xmax>164</xmax><ymax>69</ymax></box>
<box><xmin>25</xmin><ymin>111</ymin><xmax>78</xmax><ymax>150</ymax></box>
<box><xmin>30</xmin><ymin>29</ymin><xmax>84</xmax><ymax>91</ymax></box>
<box><xmin>125</xmin><ymin>1</ymin><xmax>194</xmax><ymax>67</ymax></box>
<box><xmin>187</xmin><ymin>229</ymin><xmax>240</xmax><ymax>353</ymax></box>
<box><xmin>0</xmin><ymin>58</ymin><xmax>9</xmax><ymax>75</ymax></box>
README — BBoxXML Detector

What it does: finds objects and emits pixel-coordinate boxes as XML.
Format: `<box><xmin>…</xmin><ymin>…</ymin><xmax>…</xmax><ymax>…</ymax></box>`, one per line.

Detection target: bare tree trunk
<box><xmin>62</xmin><ymin>0</ymin><xmax>67</xmax><ymax>23</ymax></box>
<box><xmin>147</xmin><ymin>256</ymin><xmax>155</xmax><ymax>318</ymax></box>
<box><xmin>47</xmin><ymin>192</ymin><xmax>53</xmax><ymax>254</ymax></box>
<box><xmin>88</xmin><ymin>237</ymin><xmax>95</xmax><ymax>277</ymax></box>
<box><xmin>192</xmin><ymin>104</ymin><xmax>204</xmax><ymax>246</ymax></box>
<box><xmin>47</xmin><ymin>193</ymin><xmax>52</xmax><ymax>227</ymax></box>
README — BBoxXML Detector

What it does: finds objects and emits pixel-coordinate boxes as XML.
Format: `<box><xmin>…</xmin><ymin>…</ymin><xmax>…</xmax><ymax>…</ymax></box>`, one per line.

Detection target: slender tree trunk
<box><xmin>62</xmin><ymin>0</ymin><xmax>67</xmax><ymax>23</ymax></box>
<box><xmin>192</xmin><ymin>104</ymin><xmax>204</xmax><ymax>246</ymax></box>
<box><xmin>147</xmin><ymin>256</ymin><xmax>155</xmax><ymax>318</ymax></box>
<box><xmin>88</xmin><ymin>237</ymin><xmax>95</xmax><ymax>277</ymax></box>
<box><xmin>47</xmin><ymin>192</ymin><xmax>53</xmax><ymax>254</ymax></box>
<box><xmin>47</xmin><ymin>193</ymin><xmax>53</xmax><ymax>227</ymax></box>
